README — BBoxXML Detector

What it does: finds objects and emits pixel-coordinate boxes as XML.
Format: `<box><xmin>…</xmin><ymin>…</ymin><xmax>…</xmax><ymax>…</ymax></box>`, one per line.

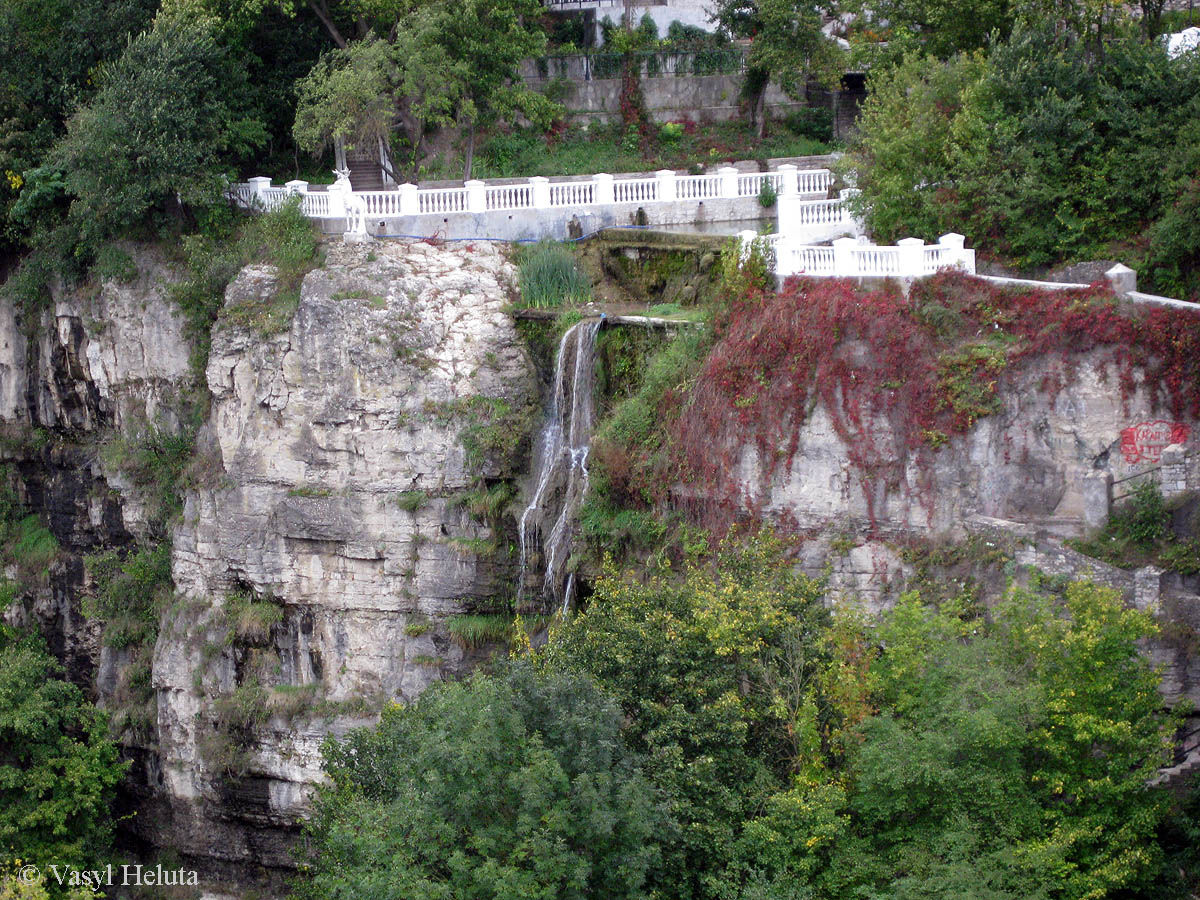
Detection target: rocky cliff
<box><xmin>2</xmin><ymin>237</ymin><xmax>1197</xmax><ymax>882</ymax></box>
<box><xmin>1</xmin><ymin>238</ymin><xmax>539</xmax><ymax>879</ymax></box>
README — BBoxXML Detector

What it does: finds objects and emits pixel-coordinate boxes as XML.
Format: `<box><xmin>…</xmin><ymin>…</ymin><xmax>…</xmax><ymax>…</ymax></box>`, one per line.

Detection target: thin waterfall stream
<box><xmin>517</xmin><ymin>318</ymin><xmax>602</xmax><ymax>613</ymax></box>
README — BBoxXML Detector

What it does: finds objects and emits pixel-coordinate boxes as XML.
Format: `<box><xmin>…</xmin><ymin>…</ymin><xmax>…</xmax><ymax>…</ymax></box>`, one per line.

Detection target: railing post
<box><xmin>1106</xmin><ymin>263</ymin><xmax>1137</xmax><ymax>297</ymax></box>
<box><xmin>399</xmin><ymin>183</ymin><xmax>419</xmax><ymax>215</ymax></box>
<box><xmin>776</xmin><ymin>190</ymin><xmax>799</xmax><ymax>238</ymax></box>
<box><xmin>248</xmin><ymin>176</ymin><xmax>272</xmax><ymax>199</ymax></box>
<box><xmin>656</xmin><ymin>169</ymin><xmax>677</xmax><ymax>201</ymax></box>
<box><xmin>776</xmin><ymin>163</ymin><xmax>798</xmax><ymax>196</ymax></box>
<box><xmin>593</xmin><ymin>173</ymin><xmax>614</xmax><ymax>205</ymax></box>
<box><xmin>934</xmin><ymin>232</ymin><xmax>964</xmax><ymax>272</ymax></box>
<box><xmin>832</xmin><ymin>237</ymin><xmax>857</xmax><ymax>277</ymax></box>
<box><xmin>465</xmin><ymin>179</ymin><xmax>486</xmax><ymax>213</ymax></box>
<box><xmin>1082</xmin><ymin>471</ymin><xmax>1113</xmax><ymax>530</ymax></box>
<box><xmin>530</xmin><ymin>176</ymin><xmax>550</xmax><ymax>209</ymax></box>
<box><xmin>897</xmin><ymin>237</ymin><xmax>926</xmax><ymax>277</ymax></box>
<box><xmin>839</xmin><ymin>188</ymin><xmax>862</xmax><ymax>234</ymax></box>
<box><xmin>1161</xmin><ymin>444</ymin><xmax>1188</xmax><ymax>499</ymax></box>
<box><xmin>718</xmin><ymin>166</ymin><xmax>739</xmax><ymax>199</ymax></box>
<box><xmin>284</xmin><ymin>180</ymin><xmax>308</xmax><ymax>195</ymax></box>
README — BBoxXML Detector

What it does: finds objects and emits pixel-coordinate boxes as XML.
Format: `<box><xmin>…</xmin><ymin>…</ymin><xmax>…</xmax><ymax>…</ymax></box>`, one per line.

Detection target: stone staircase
<box><xmin>345</xmin><ymin>147</ymin><xmax>386</xmax><ymax>192</ymax></box>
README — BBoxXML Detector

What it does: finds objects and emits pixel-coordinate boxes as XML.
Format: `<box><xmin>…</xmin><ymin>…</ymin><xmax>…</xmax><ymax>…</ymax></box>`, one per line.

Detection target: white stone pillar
<box><xmin>325</xmin><ymin>183</ymin><xmax>347</xmax><ymax>219</ymax></box>
<box><xmin>776</xmin><ymin>190</ymin><xmax>800</xmax><ymax>239</ymax></box>
<box><xmin>1106</xmin><ymin>263</ymin><xmax>1137</xmax><ymax>297</ymax></box>
<box><xmin>718</xmin><ymin>166</ymin><xmax>739</xmax><ymax>198</ymax></box>
<box><xmin>897</xmin><ymin>237</ymin><xmax>926</xmax><ymax>277</ymax></box>
<box><xmin>1082</xmin><ymin>471</ymin><xmax>1113</xmax><ymax>531</ymax></box>
<box><xmin>936</xmin><ymin>232</ymin><xmax>965</xmax><ymax>271</ymax></box>
<box><xmin>530</xmin><ymin>176</ymin><xmax>550</xmax><ymax>209</ymax></box>
<box><xmin>738</xmin><ymin>230</ymin><xmax>758</xmax><ymax>263</ymax></box>
<box><xmin>248</xmin><ymin>176</ymin><xmax>272</xmax><ymax>198</ymax></box>
<box><xmin>465</xmin><ymin>179</ymin><xmax>486</xmax><ymax>213</ymax></box>
<box><xmin>284</xmin><ymin>180</ymin><xmax>308</xmax><ymax>195</ymax></box>
<box><xmin>593</xmin><ymin>173</ymin><xmax>614</xmax><ymax>205</ymax></box>
<box><xmin>832</xmin><ymin>237</ymin><xmax>857</xmax><ymax>277</ymax></box>
<box><xmin>399</xmin><ymin>184</ymin><xmax>419</xmax><ymax>215</ymax></box>
<box><xmin>656</xmin><ymin>169</ymin><xmax>677</xmax><ymax>201</ymax></box>
<box><xmin>776</xmin><ymin>163</ymin><xmax>798</xmax><ymax>196</ymax></box>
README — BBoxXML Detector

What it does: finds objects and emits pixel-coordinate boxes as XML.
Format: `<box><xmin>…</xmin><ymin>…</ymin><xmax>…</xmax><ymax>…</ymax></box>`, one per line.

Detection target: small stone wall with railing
<box><xmin>230</xmin><ymin>163</ymin><xmax>856</xmax><ymax>243</ymax></box>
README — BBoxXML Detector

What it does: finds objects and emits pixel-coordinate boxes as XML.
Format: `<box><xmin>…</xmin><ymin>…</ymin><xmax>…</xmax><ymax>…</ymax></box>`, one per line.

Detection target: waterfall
<box><xmin>517</xmin><ymin>319</ymin><xmax>602</xmax><ymax>611</ymax></box>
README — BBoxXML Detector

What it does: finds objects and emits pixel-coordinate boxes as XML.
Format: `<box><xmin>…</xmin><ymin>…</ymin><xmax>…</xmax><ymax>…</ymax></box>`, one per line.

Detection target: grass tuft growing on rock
<box><xmin>515</xmin><ymin>241</ymin><xmax>591</xmax><ymax>309</ymax></box>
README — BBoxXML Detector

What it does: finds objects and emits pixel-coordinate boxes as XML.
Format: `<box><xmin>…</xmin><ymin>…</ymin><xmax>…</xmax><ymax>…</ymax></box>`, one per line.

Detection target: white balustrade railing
<box><xmin>549</xmin><ymin>180</ymin><xmax>596</xmax><ymax>207</ymax></box>
<box><xmin>613</xmin><ymin>177</ymin><xmax>659</xmax><ymax>204</ymax></box>
<box><xmin>419</xmin><ymin>188</ymin><xmax>468</xmax><ymax>215</ymax></box>
<box><xmin>751</xmin><ymin>231</ymin><xmax>977</xmax><ymax>281</ymax></box>
<box><xmin>487</xmin><ymin>184</ymin><xmax>533</xmax><ymax>211</ymax></box>
<box><xmin>226</xmin><ymin>162</ymin><xmax>838</xmax><ymax>229</ymax></box>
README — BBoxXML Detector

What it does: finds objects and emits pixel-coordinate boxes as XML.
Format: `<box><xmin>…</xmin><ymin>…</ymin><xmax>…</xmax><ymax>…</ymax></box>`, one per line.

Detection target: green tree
<box><xmin>846</xmin><ymin>27</ymin><xmax>1200</xmax><ymax>292</ymax></box>
<box><xmin>711</xmin><ymin>0</ymin><xmax>841</xmax><ymax>137</ymax></box>
<box><xmin>40</xmin><ymin>6</ymin><xmax>266</xmax><ymax>247</ymax></box>
<box><xmin>0</xmin><ymin>0</ymin><xmax>158</xmax><ymax>253</ymax></box>
<box><xmin>297</xmin><ymin>662</ymin><xmax>664</xmax><ymax>900</ymax></box>
<box><xmin>0</xmin><ymin>627</ymin><xmax>128</xmax><ymax>866</ymax></box>
<box><xmin>293</xmin><ymin>0</ymin><xmax>555</xmax><ymax>178</ymax></box>
<box><xmin>814</xmin><ymin>583</ymin><xmax>1176</xmax><ymax>900</ymax></box>
<box><xmin>539</xmin><ymin>533</ymin><xmax>846</xmax><ymax>900</ymax></box>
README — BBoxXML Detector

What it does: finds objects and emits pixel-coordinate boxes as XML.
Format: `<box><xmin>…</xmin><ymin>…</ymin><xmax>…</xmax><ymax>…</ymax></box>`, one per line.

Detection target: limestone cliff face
<box><xmin>0</xmin><ymin>239</ymin><xmax>538</xmax><ymax>875</ymax></box>
<box><xmin>0</xmin><ymin>246</ymin><xmax>191</xmax><ymax>689</ymax></box>
<box><xmin>155</xmin><ymin>240</ymin><xmax>536</xmax><ymax>867</ymax></box>
<box><xmin>738</xmin><ymin>355</ymin><xmax>1160</xmax><ymax>536</ymax></box>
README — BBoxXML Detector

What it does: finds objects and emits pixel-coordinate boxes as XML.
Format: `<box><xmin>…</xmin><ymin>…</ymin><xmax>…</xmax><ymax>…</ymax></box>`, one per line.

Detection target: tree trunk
<box><xmin>309</xmin><ymin>0</ymin><xmax>348</xmax><ymax>48</ymax></box>
<box><xmin>463</xmin><ymin>124</ymin><xmax>476</xmax><ymax>181</ymax></box>
<box><xmin>755</xmin><ymin>88</ymin><xmax>767</xmax><ymax>139</ymax></box>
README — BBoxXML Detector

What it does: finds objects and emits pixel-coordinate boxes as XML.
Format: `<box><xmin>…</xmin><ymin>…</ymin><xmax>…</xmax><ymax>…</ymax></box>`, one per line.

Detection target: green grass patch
<box><xmin>449</xmin><ymin>482</ymin><xmax>515</xmax><ymax>518</ymax></box>
<box><xmin>396</xmin><ymin>490</ymin><xmax>428</xmax><ymax>512</ymax></box>
<box><xmin>288</xmin><ymin>484</ymin><xmax>333</xmax><ymax>498</ymax></box>
<box><xmin>445</xmin><ymin>614</ymin><xmax>514</xmax><ymax>649</ymax></box>
<box><xmin>101</xmin><ymin>423</ymin><xmax>195</xmax><ymax>533</ymax></box>
<box><xmin>224</xmin><ymin>589</ymin><xmax>284</xmax><ymax>644</ymax></box>
<box><xmin>515</xmin><ymin>241</ymin><xmax>592</xmax><ymax>309</ymax></box>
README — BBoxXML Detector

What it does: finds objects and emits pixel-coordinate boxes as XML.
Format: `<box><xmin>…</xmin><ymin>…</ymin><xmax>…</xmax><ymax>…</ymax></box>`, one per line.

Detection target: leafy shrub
<box><xmin>299</xmin><ymin>662</ymin><xmax>663</xmax><ymax>900</ymax></box>
<box><xmin>757</xmin><ymin>179</ymin><xmax>777</xmax><ymax>208</ymax></box>
<box><xmin>83</xmin><ymin>543</ymin><xmax>173</xmax><ymax>649</ymax></box>
<box><xmin>515</xmin><ymin>240</ymin><xmax>592</xmax><ymax>309</ymax></box>
<box><xmin>783</xmin><ymin>107</ymin><xmax>834</xmax><ymax>143</ymax></box>
<box><xmin>660</xmin><ymin>121</ymin><xmax>685</xmax><ymax>144</ymax></box>
<box><xmin>0</xmin><ymin>627</ymin><xmax>128</xmax><ymax>866</ymax></box>
<box><xmin>92</xmin><ymin>245</ymin><xmax>138</xmax><ymax>283</ymax></box>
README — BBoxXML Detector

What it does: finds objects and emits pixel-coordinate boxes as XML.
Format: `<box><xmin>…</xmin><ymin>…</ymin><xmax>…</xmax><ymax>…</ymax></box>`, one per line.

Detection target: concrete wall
<box><xmin>540</xmin><ymin>73</ymin><xmax>803</xmax><ymax>125</ymax></box>
<box><xmin>319</xmin><ymin>195</ymin><xmax>774</xmax><ymax>241</ymax></box>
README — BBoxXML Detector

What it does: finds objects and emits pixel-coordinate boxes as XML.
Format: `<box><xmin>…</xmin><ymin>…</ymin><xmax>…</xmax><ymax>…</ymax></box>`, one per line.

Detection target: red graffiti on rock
<box><xmin>1120</xmin><ymin>420</ymin><xmax>1190</xmax><ymax>464</ymax></box>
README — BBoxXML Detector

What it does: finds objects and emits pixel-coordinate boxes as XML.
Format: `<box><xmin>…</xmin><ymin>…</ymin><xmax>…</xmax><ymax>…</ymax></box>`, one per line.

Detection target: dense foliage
<box><xmin>303</xmin><ymin>529</ymin><xmax>1192</xmax><ymax>899</ymax></box>
<box><xmin>294</xmin><ymin>0</ymin><xmax>556</xmax><ymax>178</ymax></box>
<box><xmin>847</xmin><ymin>28</ymin><xmax>1200</xmax><ymax>298</ymax></box>
<box><xmin>297</xmin><ymin>662</ymin><xmax>664</xmax><ymax>900</ymax></box>
<box><xmin>0</xmin><ymin>627</ymin><xmax>128</xmax><ymax>867</ymax></box>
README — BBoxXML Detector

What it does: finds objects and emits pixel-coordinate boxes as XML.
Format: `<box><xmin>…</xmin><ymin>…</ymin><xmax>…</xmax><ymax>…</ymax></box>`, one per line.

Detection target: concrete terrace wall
<box><xmin>544</xmin><ymin>73</ymin><xmax>806</xmax><ymax>125</ymax></box>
